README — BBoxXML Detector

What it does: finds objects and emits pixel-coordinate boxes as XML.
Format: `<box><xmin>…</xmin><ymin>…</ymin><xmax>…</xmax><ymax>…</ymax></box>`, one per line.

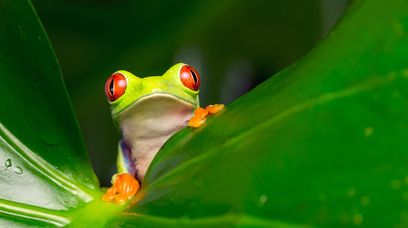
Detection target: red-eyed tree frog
<box><xmin>102</xmin><ymin>63</ymin><xmax>224</xmax><ymax>203</ymax></box>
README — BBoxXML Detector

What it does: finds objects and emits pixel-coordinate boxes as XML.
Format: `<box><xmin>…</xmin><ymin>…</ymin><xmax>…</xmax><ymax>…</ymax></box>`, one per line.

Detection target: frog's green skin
<box><xmin>108</xmin><ymin>63</ymin><xmax>199</xmax><ymax>181</ymax></box>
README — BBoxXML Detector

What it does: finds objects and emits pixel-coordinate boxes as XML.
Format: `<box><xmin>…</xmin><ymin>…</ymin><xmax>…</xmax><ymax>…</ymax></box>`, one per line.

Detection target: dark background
<box><xmin>32</xmin><ymin>0</ymin><xmax>349</xmax><ymax>186</ymax></box>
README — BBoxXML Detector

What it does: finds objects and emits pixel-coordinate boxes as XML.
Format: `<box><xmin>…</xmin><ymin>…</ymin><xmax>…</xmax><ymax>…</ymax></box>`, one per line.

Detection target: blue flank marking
<box><xmin>120</xmin><ymin>140</ymin><xmax>136</xmax><ymax>177</ymax></box>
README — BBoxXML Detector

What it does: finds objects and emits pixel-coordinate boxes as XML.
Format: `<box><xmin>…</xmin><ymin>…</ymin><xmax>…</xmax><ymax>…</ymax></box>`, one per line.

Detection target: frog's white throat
<box><xmin>118</xmin><ymin>93</ymin><xmax>196</xmax><ymax>180</ymax></box>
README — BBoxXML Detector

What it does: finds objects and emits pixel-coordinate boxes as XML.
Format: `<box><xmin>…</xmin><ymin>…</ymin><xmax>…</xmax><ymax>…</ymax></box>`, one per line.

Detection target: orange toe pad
<box><xmin>188</xmin><ymin>104</ymin><xmax>224</xmax><ymax>128</ymax></box>
<box><xmin>205</xmin><ymin>104</ymin><xmax>224</xmax><ymax>114</ymax></box>
<box><xmin>102</xmin><ymin>173</ymin><xmax>140</xmax><ymax>204</ymax></box>
<box><xmin>188</xmin><ymin>107</ymin><xmax>208</xmax><ymax>128</ymax></box>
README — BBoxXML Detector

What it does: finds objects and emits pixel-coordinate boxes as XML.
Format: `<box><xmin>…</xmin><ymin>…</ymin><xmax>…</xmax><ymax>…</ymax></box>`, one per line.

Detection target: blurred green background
<box><xmin>31</xmin><ymin>0</ymin><xmax>349</xmax><ymax>186</ymax></box>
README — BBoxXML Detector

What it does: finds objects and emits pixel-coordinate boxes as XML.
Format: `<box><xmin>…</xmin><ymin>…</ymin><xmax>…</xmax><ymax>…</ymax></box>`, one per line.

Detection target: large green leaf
<box><xmin>0</xmin><ymin>0</ymin><xmax>97</xmax><ymax>188</ymax></box>
<box><xmin>0</xmin><ymin>0</ymin><xmax>122</xmax><ymax>226</ymax></box>
<box><xmin>1</xmin><ymin>0</ymin><xmax>408</xmax><ymax>227</ymax></box>
<box><xmin>121</xmin><ymin>0</ymin><xmax>408</xmax><ymax>227</ymax></box>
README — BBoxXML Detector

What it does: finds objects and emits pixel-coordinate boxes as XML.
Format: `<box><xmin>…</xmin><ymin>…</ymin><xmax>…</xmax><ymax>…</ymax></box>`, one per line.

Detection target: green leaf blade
<box><xmin>0</xmin><ymin>0</ymin><xmax>98</xmax><ymax>191</ymax></box>
<box><xmin>0</xmin><ymin>0</ymin><xmax>113</xmax><ymax>226</ymax></box>
<box><xmin>127</xmin><ymin>0</ymin><xmax>408</xmax><ymax>226</ymax></box>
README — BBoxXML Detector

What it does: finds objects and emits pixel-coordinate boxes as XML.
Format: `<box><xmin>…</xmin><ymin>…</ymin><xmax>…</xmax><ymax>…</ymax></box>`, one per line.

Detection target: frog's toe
<box><xmin>102</xmin><ymin>173</ymin><xmax>140</xmax><ymax>204</ymax></box>
<box><xmin>205</xmin><ymin>104</ymin><xmax>225</xmax><ymax>114</ymax></box>
<box><xmin>188</xmin><ymin>107</ymin><xmax>208</xmax><ymax>128</ymax></box>
<box><xmin>101</xmin><ymin>185</ymin><xmax>117</xmax><ymax>202</ymax></box>
<box><xmin>188</xmin><ymin>105</ymin><xmax>225</xmax><ymax>128</ymax></box>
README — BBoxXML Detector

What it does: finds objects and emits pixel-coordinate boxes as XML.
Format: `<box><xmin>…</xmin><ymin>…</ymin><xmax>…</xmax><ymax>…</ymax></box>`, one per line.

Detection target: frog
<box><xmin>101</xmin><ymin>63</ymin><xmax>224</xmax><ymax>203</ymax></box>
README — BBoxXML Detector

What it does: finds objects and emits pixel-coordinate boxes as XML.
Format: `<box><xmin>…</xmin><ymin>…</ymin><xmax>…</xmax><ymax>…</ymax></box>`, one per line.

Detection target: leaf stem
<box><xmin>0</xmin><ymin>199</ymin><xmax>70</xmax><ymax>226</ymax></box>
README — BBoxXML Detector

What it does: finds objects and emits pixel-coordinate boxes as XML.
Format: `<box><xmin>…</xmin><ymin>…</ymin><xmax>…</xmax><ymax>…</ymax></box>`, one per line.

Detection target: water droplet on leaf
<box><xmin>4</xmin><ymin>159</ymin><xmax>12</xmax><ymax>169</ymax></box>
<box><xmin>13</xmin><ymin>166</ymin><xmax>23</xmax><ymax>175</ymax></box>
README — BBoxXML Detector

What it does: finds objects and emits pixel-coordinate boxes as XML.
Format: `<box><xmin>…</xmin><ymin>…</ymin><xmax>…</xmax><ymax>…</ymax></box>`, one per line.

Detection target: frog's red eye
<box><xmin>105</xmin><ymin>72</ymin><xmax>127</xmax><ymax>101</ymax></box>
<box><xmin>180</xmin><ymin>65</ymin><xmax>200</xmax><ymax>91</ymax></box>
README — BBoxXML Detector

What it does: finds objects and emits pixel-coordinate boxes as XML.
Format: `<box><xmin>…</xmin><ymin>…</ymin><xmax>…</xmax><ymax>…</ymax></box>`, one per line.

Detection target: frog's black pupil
<box><xmin>109</xmin><ymin>78</ymin><xmax>114</xmax><ymax>96</ymax></box>
<box><xmin>190</xmin><ymin>69</ymin><xmax>197</xmax><ymax>84</ymax></box>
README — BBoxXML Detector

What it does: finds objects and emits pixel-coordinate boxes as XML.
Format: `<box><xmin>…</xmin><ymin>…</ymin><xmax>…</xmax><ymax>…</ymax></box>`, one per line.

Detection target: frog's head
<box><xmin>104</xmin><ymin>63</ymin><xmax>200</xmax><ymax>123</ymax></box>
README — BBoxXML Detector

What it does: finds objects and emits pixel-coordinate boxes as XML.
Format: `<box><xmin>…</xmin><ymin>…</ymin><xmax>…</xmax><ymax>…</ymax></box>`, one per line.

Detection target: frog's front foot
<box><xmin>102</xmin><ymin>173</ymin><xmax>140</xmax><ymax>204</ymax></box>
<box><xmin>188</xmin><ymin>104</ymin><xmax>224</xmax><ymax>128</ymax></box>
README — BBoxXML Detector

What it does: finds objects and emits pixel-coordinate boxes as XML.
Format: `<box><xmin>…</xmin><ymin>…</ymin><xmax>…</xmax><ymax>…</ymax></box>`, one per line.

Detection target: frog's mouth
<box><xmin>113</xmin><ymin>93</ymin><xmax>197</xmax><ymax>122</ymax></box>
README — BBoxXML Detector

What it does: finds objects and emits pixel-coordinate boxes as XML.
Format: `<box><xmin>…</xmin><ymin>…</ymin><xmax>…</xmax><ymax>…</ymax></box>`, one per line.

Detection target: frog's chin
<box><xmin>116</xmin><ymin>93</ymin><xmax>197</xmax><ymax>180</ymax></box>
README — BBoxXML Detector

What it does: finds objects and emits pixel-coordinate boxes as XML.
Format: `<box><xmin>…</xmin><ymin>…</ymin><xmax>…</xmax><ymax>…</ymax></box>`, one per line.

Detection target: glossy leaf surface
<box><xmin>0</xmin><ymin>0</ymin><xmax>114</xmax><ymax>226</ymax></box>
<box><xmin>125</xmin><ymin>0</ymin><xmax>408</xmax><ymax>227</ymax></box>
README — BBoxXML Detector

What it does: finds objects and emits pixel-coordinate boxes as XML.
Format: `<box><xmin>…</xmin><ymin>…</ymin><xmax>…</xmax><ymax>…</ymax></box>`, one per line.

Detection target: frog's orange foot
<box><xmin>188</xmin><ymin>104</ymin><xmax>224</xmax><ymax>128</ymax></box>
<box><xmin>205</xmin><ymin>104</ymin><xmax>225</xmax><ymax>114</ymax></box>
<box><xmin>102</xmin><ymin>173</ymin><xmax>140</xmax><ymax>204</ymax></box>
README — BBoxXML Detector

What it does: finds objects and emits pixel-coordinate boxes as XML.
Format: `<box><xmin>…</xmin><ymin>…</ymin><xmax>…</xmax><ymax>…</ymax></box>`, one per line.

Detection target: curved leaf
<box><xmin>0</xmin><ymin>0</ymin><xmax>119</xmax><ymax>226</ymax></box>
<box><xmin>0</xmin><ymin>0</ymin><xmax>97</xmax><ymax>190</ymax></box>
<box><xmin>124</xmin><ymin>0</ymin><xmax>408</xmax><ymax>227</ymax></box>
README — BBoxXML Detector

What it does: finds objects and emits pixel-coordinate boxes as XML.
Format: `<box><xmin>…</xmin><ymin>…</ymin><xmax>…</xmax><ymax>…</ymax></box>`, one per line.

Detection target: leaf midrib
<box><xmin>0</xmin><ymin>198</ymin><xmax>70</xmax><ymax>226</ymax></box>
